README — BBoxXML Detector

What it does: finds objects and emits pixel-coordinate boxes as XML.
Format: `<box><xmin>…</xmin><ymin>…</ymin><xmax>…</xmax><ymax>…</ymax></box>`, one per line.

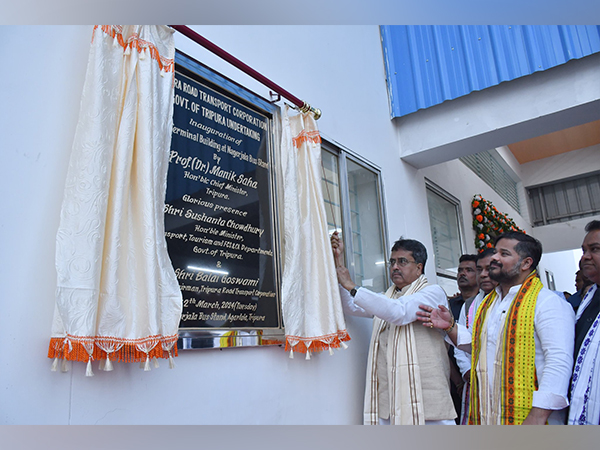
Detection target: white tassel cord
<box><xmin>340</xmin><ymin>341</ymin><xmax>349</xmax><ymax>349</ymax></box>
<box><xmin>50</xmin><ymin>357</ymin><xmax>59</xmax><ymax>372</ymax></box>
<box><xmin>168</xmin><ymin>351</ymin><xmax>176</xmax><ymax>369</ymax></box>
<box><xmin>85</xmin><ymin>357</ymin><xmax>94</xmax><ymax>377</ymax></box>
<box><xmin>289</xmin><ymin>349</ymin><xmax>294</xmax><ymax>359</ymax></box>
<box><xmin>143</xmin><ymin>355</ymin><xmax>151</xmax><ymax>371</ymax></box>
<box><xmin>153</xmin><ymin>357</ymin><xmax>160</xmax><ymax>369</ymax></box>
<box><xmin>305</xmin><ymin>341</ymin><xmax>312</xmax><ymax>360</ymax></box>
<box><xmin>329</xmin><ymin>346</ymin><xmax>334</xmax><ymax>356</ymax></box>
<box><xmin>61</xmin><ymin>359</ymin><xmax>70</xmax><ymax>373</ymax></box>
<box><xmin>104</xmin><ymin>355</ymin><xmax>114</xmax><ymax>372</ymax></box>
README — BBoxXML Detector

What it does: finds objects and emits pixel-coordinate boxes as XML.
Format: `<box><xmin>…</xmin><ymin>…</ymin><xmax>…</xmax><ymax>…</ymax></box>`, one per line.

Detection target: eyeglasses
<box><xmin>388</xmin><ymin>258</ymin><xmax>418</xmax><ymax>267</ymax></box>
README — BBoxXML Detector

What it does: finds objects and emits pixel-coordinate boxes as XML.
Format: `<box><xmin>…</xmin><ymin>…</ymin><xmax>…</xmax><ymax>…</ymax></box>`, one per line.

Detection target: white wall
<box><xmin>1</xmin><ymin>25</ymin><xmax>438</xmax><ymax>425</ymax></box>
<box><xmin>539</xmin><ymin>249</ymin><xmax>583</xmax><ymax>295</ymax></box>
<box><xmin>396</xmin><ymin>52</ymin><xmax>600</xmax><ymax>168</ymax></box>
<box><xmin>517</xmin><ymin>143</ymin><xmax>600</xmax><ymax>255</ymax></box>
<box><xmin>520</xmin><ymin>143</ymin><xmax>600</xmax><ymax>188</ymax></box>
<box><xmin>421</xmin><ymin>154</ymin><xmax>599</xmax><ymax>295</ymax></box>
<box><xmin>421</xmin><ymin>158</ymin><xmax>531</xmax><ymax>253</ymax></box>
<box><xmin>5</xmin><ymin>24</ymin><xmax>591</xmax><ymax>426</ymax></box>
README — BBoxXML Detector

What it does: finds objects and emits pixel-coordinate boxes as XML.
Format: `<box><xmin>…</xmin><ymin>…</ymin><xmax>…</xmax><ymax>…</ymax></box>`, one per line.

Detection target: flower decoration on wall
<box><xmin>472</xmin><ymin>195</ymin><xmax>524</xmax><ymax>252</ymax></box>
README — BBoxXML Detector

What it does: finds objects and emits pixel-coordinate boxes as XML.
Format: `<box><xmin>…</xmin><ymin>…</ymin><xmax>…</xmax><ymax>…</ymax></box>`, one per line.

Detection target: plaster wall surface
<box><xmin>0</xmin><ymin>25</ymin><xmax>431</xmax><ymax>425</ymax></box>
<box><xmin>514</xmin><ymin>144</ymin><xmax>600</xmax><ymax>255</ymax></box>
<box><xmin>395</xmin><ymin>52</ymin><xmax>600</xmax><ymax>169</ymax></box>
<box><xmin>520</xmin><ymin>144</ymin><xmax>600</xmax><ymax>188</ymax></box>
<box><xmin>421</xmin><ymin>157</ymin><xmax>594</xmax><ymax>293</ymax></box>
<box><xmin>3</xmin><ymin>25</ymin><xmax>594</xmax><ymax>425</ymax></box>
<box><xmin>421</xmin><ymin>159</ymin><xmax>529</xmax><ymax>248</ymax></box>
<box><xmin>540</xmin><ymin>249</ymin><xmax>584</xmax><ymax>295</ymax></box>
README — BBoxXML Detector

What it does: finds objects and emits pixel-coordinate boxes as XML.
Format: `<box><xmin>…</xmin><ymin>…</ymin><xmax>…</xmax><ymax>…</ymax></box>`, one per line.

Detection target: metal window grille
<box><xmin>460</xmin><ymin>150</ymin><xmax>521</xmax><ymax>214</ymax></box>
<box><xmin>527</xmin><ymin>171</ymin><xmax>600</xmax><ymax>226</ymax></box>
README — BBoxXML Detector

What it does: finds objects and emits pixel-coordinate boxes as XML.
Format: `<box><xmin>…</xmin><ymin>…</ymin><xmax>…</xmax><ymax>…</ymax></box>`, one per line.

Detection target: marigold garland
<box><xmin>472</xmin><ymin>195</ymin><xmax>524</xmax><ymax>252</ymax></box>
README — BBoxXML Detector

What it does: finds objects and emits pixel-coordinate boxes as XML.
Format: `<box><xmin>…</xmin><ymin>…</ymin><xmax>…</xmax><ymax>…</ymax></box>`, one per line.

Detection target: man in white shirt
<box><xmin>447</xmin><ymin>254</ymin><xmax>478</xmax><ymax>422</ymax></box>
<box><xmin>331</xmin><ymin>233</ymin><xmax>456</xmax><ymax>425</ymax></box>
<box><xmin>453</xmin><ymin>247</ymin><xmax>498</xmax><ymax>424</ymax></box>
<box><xmin>569</xmin><ymin>220</ymin><xmax>600</xmax><ymax>425</ymax></box>
<box><xmin>418</xmin><ymin>231</ymin><xmax>575</xmax><ymax>425</ymax></box>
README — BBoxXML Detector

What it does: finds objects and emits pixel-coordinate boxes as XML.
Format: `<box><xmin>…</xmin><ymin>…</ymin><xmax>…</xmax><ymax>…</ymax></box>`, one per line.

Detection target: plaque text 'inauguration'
<box><xmin>165</xmin><ymin>71</ymin><xmax>280</xmax><ymax>330</ymax></box>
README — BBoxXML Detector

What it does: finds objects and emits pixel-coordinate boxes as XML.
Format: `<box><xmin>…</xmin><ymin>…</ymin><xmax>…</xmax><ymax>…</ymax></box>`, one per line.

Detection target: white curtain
<box><xmin>48</xmin><ymin>26</ymin><xmax>182</xmax><ymax>375</ymax></box>
<box><xmin>279</xmin><ymin>106</ymin><xmax>350</xmax><ymax>358</ymax></box>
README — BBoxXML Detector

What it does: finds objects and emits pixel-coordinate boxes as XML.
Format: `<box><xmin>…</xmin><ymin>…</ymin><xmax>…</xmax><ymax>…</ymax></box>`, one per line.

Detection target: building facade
<box><xmin>1</xmin><ymin>25</ymin><xmax>599</xmax><ymax>424</ymax></box>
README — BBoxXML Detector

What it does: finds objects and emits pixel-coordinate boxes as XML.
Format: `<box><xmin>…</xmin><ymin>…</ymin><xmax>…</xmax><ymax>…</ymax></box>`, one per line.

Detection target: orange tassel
<box><xmin>92</xmin><ymin>25</ymin><xmax>174</xmax><ymax>74</ymax></box>
<box><xmin>48</xmin><ymin>336</ymin><xmax>179</xmax><ymax>364</ymax></box>
<box><xmin>284</xmin><ymin>331</ymin><xmax>351</xmax><ymax>354</ymax></box>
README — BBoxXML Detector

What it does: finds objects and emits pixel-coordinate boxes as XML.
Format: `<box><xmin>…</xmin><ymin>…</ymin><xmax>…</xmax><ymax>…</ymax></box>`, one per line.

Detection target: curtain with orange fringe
<box><xmin>279</xmin><ymin>106</ymin><xmax>350</xmax><ymax>359</ymax></box>
<box><xmin>48</xmin><ymin>25</ymin><xmax>183</xmax><ymax>376</ymax></box>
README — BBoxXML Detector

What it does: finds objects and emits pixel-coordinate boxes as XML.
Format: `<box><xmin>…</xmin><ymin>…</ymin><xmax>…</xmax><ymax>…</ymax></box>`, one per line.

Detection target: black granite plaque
<box><xmin>165</xmin><ymin>68</ymin><xmax>280</xmax><ymax>331</ymax></box>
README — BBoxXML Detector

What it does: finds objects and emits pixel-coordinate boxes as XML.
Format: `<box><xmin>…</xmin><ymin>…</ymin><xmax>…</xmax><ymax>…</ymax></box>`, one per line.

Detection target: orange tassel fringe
<box><xmin>284</xmin><ymin>330</ymin><xmax>350</xmax><ymax>354</ymax></box>
<box><xmin>292</xmin><ymin>130</ymin><xmax>322</xmax><ymax>148</ymax></box>
<box><xmin>93</xmin><ymin>25</ymin><xmax>175</xmax><ymax>74</ymax></box>
<box><xmin>48</xmin><ymin>336</ymin><xmax>178</xmax><ymax>364</ymax></box>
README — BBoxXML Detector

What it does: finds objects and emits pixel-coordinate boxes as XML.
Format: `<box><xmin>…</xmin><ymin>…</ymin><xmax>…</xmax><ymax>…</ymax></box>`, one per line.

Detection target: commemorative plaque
<box><xmin>165</xmin><ymin>53</ymin><xmax>283</xmax><ymax>348</ymax></box>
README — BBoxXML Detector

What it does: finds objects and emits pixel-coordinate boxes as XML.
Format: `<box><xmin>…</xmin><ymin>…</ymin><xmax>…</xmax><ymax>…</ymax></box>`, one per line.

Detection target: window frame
<box><xmin>424</xmin><ymin>179</ymin><xmax>467</xmax><ymax>280</ymax></box>
<box><xmin>321</xmin><ymin>139</ymin><xmax>390</xmax><ymax>290</ymax></box>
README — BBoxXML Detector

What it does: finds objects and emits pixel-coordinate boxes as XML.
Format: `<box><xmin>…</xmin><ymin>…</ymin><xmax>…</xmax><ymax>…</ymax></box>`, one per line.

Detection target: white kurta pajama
<box><xmin>451</xmin><ymin>285</ymin><xmax>575</xmax><ymax>424</ymax></box>
<box><xmin>340</xmin><ymin>275</ymin><xmax>457</xmax><ymax>425</ymax></box>
<box><xmin>569</xmin><ymin>284</ymin><xmax>600</xmax><ymax>425</ymax></box>
<box><xmin>454</xmin><ymin>290</ymin><xmax>485</xmax><ymax>424</ymax></box>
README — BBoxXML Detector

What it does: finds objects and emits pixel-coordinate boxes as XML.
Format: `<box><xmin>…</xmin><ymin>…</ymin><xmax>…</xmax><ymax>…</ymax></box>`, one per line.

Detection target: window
<box><xmin>545</xmin><ymin>270</ymin><xmax>556</xmax><ymax>291</ymax></box>
<box><xmin>460</xmin><ymin>149</ymin><xmax>521</xmax><ymax>214</ymax></box>
<box><xmin>321</xmin><ymin>141</ymin><xmax>388</xmax><ymax>293</ymax></box>
<box><xmin>425</xmin><ymin>182</ymin><xmax>465</xmax><ymax>294</ymax></box>
<box><xmin>527</xmin><ymin>171</ymin><xmax>600</xmax><ymax>226</ymax></box>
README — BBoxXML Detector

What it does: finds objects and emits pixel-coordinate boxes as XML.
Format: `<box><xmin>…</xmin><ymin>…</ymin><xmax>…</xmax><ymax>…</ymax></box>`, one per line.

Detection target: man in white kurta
<box><xmin>453</xmin><ymin>248</ymin><xmax>498</xmax><ymax>424</ymax></box>
<box><xmin>331</xmin><ymin>234</ymin><xmax>456</xmax><ymax>425</ymax></box>
<box><xmin>569</xmin><ymin>220</ymin><xmax>600</xmax><ymax>425</ymax></box>
<box><xmin>419</xmin><ymin>232</ymin><xmax>574</xmax><ymax>425</ymax></box>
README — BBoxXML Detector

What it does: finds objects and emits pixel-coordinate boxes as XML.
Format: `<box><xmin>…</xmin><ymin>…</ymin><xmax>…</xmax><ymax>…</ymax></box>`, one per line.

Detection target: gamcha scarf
<box><xmin>469</xmin><ymin>272</ymin><xmax>540</xmax><ymax>425</ymax></box>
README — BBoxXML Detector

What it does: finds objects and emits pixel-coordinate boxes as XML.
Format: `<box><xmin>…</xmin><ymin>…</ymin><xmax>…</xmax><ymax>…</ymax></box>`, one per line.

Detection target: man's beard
<box><xmin>489</xmin><ymin>260</ymin><xmax>522</xmax><ymax>284</ymax></box>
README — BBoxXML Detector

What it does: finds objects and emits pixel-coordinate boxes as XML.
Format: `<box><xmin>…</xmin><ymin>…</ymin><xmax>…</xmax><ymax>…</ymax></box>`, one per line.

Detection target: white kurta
<box><xmin>340</xmin><ymin>278</ymin><xmax>456</xmax><ymax>424</ymax></box>
<box><xmin>451</xmin><ymin>285</ymin><xmax>575</xmax><ymax>423</ymax></box>
<box><xmin>569</xmin><ymin>284</ymin><xmax>600</xmax><ymax>425</ymax></box>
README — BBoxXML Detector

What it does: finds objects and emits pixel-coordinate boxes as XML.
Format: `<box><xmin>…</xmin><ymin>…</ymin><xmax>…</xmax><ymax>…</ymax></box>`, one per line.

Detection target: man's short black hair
<box><xmin>494</xmin><ymin>231</ymin><xmax>542</xmax><ymax>269</ymax></box>
<box><xmin>391</xmin><ymin>238</ymin><xmax>427</xmax><ymax>270</ymax></box>
<box><xmin>476</xmin><ymin>247</ymin><xmax>497</xmax><ymax>261</ymax></box>
<box><xmin>585</xmin><ymin>220</ymin><xmax>600</xmax><ymax>233</ymax></box>
<box><xmin>459</xmin><ymin>254</ymin><xmax>477</xmax><ymax>264</ymax></box>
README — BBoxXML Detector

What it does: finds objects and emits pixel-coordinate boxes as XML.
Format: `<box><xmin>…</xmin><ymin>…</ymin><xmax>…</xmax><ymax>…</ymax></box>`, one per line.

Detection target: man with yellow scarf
<box><xmin>418</xmin><ymin>231</ymin><xmax>575</xmax><ymax>425</ymax></box>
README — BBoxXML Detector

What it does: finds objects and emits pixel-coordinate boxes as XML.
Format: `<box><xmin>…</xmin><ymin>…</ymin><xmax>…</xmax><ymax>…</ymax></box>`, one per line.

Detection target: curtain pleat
<box><xmin>48</xmin><ymin>25</ymin><xmax>182</xmax><ymax>374</ymax></box>
<box><xmin>279</xmin><ymin>107</ymin><xmax>350</xmax><ymax>357</ymax></box>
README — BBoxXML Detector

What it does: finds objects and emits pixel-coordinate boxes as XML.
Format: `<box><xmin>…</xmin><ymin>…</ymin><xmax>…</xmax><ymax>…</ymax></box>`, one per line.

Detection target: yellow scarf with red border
<box><xmin>469</xmin><ymin>272</ymin><xmax>540</xmax><ymax>425</ymax></box>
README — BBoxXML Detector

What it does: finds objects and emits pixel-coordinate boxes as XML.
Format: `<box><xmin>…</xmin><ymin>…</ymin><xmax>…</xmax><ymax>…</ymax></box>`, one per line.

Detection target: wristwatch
<box><xmin>350</xmin><ymin>286</ymin><xmax>360</xmax><ymax>297</ymax></box>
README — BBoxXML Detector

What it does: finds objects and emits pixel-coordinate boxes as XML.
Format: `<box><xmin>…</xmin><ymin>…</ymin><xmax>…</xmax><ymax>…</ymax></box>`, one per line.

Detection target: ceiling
<box><xmin>508</xmin><ymin>119</ymin><xmax>600</xmax><ymax>164</ymax></box>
